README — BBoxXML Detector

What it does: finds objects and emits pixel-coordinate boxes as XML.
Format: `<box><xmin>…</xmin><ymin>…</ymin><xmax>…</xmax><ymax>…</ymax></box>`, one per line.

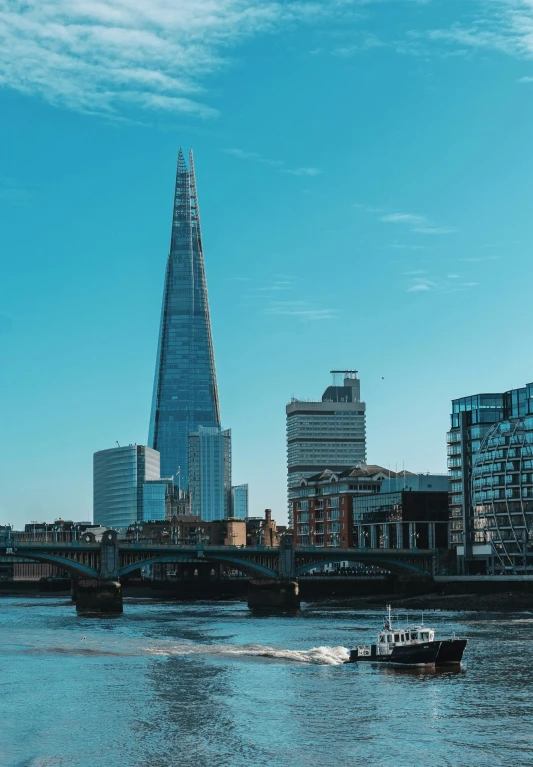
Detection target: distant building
<box><xmin>143</xmin><ymin>478</ymin><xmax>174</xmax><ymax>522</ymax></box>
<box><xmin>291</xmin><ymin>465</ymin><xmax>448</xmax><ymax>550</ymax></box>
<box><xmin>449</xmin><ymin>382</ymin><xmax>533</xmax><ymax>574</ymax></box>
<box><xmin>286</xmin><ymin>371</ymin><xmax>366</xmax><ymax>525</ymax></box>
<box><xmin>166</xmin><ymin>489</ymin><xmax>191</xmax><ymax>519</ymax></box>
<box><xmin>231</xmin><ymin>484</ymin><xmax>249</xmax><ymax>520</ymax></box>
<box><xmin>352</xmin><ymin>489</ymin><xmax>449</xmax><ymax>552</ymax></box>
<box><xmin>188</xmin><ymin>427</ymin><xmax>231</xmax><ymax>521</ymax></box>
<box><xmin>93</xmin><ymin>445</ymin><xmax>172</xmax><ymax>529</ymax></box>
<box><xmin>246</xmin><ymin>509</ymin><xmax>280</xmax><ymax>548</ymax></box>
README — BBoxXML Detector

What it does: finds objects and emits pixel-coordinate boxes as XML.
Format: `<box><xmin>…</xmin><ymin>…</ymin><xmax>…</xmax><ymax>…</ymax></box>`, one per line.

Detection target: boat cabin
<box><xmin>378</xmin><ymin>626</ymin><xmax>435</xmax><ymax>650</ymax></box>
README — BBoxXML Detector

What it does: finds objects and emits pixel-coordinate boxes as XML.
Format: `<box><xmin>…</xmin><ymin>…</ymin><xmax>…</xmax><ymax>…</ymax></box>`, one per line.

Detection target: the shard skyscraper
<box><xmin>149</xmin><ymin>149</ymin><xmax>221</xmax><ymax>486</ymax></box>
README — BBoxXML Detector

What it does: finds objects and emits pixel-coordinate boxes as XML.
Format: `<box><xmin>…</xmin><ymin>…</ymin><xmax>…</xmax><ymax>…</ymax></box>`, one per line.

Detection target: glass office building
<box><xmin>93</xmin><ymin>445</ymin><xmax>168</xmax><ymax>529</ymax></box>
<box><xmin>143</xmin><ymin>479</ymin><xmax>173</xmax><ymax>522</ymax></box>
<box><xmin>448</xmin><ymin>383</ymin><xmax>533</xmax><ymax>573</ymax></box>
<box><xmin>149</xmin><ymin>149</ymin><xmax>221</xmax><ymax>487</ymax></box>
<box><xmin>188</xmin><ymin>427</ymin><xmax>231</xmax><ymax>522</ymax></box>
<box><xmin>231</xmin><ymin>484</ymin><xmax>249</xmax><ymax>520</ymax></box>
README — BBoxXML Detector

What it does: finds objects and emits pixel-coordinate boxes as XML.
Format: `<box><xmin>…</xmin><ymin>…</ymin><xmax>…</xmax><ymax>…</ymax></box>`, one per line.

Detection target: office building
<box><xmin>149</xmin><ymin>149</ymin><xmax>221</xmax><ymax>486</ymax></box>
<box><xmin>286</xmin><ymin>371</ymin><xmax>366</xmax><ymax>525</ymax></box>
<box><xmin>93</xmin><ymin>445</ymin><xmax>170</xmax><ymax>529</ymax></box>
<box><xmin>449</xmin><ymin>382</ymin><xmax>533</xmax><ymax>574</ymax></box>
<box><xmin>188</xmin><ymin>427</ymin><xmax>231</xmax><ymax>521</ymax></box>
<box><xmin>231</xmin><ymin>484</ymin><xmax>249</xmax><ymax>520</ymax></box>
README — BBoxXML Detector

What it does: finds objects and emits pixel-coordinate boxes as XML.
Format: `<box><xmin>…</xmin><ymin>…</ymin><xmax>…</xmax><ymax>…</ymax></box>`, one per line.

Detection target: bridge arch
<box><xmin>6</xmin><ymin>552</ymin><xmax>99</xmax><ymax>578</ymax></box>
<box><xmin>119</xmin><ymin>553</ymin><xmax>278</xmax><ymax>579</ymax></box>
<box><xmin>295</xmin><ymin>554</ymin><xmax>431</xmax><ymax>577</ymax></box>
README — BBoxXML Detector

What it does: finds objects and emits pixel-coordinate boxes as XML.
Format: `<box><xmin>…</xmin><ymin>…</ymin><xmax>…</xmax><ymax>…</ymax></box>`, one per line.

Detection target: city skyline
<box><xmin>2</xmin><ymin>1</ymin><xmax>533</xmax><ymax>527</ymax></box>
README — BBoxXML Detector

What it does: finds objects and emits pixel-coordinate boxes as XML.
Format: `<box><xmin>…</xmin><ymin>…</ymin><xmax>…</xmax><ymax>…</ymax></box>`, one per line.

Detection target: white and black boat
<box><xmin>347</xmin><ymin>605</ymin><xmax>467</xmax><ymax>666</ymax></box>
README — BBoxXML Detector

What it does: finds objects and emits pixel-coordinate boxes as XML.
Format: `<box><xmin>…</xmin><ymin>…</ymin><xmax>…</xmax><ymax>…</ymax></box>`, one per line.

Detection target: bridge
<box><xmin>0</xmin><ymin>529</ymin><xmax>435</xmax><ymax>612</ymax></box>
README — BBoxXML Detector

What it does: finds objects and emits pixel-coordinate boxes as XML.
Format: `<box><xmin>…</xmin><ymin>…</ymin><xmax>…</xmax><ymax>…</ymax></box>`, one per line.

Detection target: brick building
<box><xmin>291</xmin><ymin>464</ymin><xmax>449</xmax><ymax>550</ymax></box>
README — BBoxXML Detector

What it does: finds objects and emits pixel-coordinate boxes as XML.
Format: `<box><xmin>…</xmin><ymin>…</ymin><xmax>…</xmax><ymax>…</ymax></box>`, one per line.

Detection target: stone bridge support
<box><xmin>247</xmin><ymin>536</ymin><xmax>300</xmax><ymax>611</ymax></box>
<box><xmin>74</xmin><ymin>530</ymin><xmax>122</xmax><ymax>614</ymax></box>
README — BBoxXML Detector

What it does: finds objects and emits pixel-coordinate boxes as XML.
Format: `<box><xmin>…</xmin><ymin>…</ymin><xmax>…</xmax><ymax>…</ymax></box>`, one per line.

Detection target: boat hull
<box><xmin>434</xmin><ymin>639</ymin><xmax>467</xmax><ymax>665</ymax></box>
<box><xmin>348</xmin><ymin>642</ymin><xmax>441</xmax><ymax>666</ymax></box>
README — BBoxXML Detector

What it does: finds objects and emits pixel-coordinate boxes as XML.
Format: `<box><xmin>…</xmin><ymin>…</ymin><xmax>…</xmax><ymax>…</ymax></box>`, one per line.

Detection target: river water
<box><xmin>0</xmin><ymin>597</ymin><xmax>531</xmax><ymax>767</ymax></box>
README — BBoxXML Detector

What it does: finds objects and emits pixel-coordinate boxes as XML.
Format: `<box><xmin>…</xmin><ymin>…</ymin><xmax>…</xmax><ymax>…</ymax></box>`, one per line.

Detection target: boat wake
<box><xmin>144</xmin><ymin>642</ymin><xmax>350</xmax><ymax>665</ymax></box>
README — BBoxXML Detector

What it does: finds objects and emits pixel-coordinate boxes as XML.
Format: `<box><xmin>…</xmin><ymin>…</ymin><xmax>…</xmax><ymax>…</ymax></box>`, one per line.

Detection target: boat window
<box><xmin>411</xmin><ymin>632</ymin><xmax>418</xmax><ymax>640</ymax></box>
<box><xmin>400</xmin><ymin>634</ymin><xmax>405</xmax><ymax>642</ymax></box>
<box><xmin>421</xmin><ymin>632</ymin><xmax>429</xmax><ymax>641</ymax></box>
<box><xmin>405</xmin><ymin>631</ymin><xmax>410</xmax><ymax>640</ymax></box>
<box><xmin>388</xmin><ymin>634</ymin><xmax>394</xmax><ymax>643</ymax></box>
<box><xmin>379</xmin><ymin>635</ymin><xmax>386</xmax><ymax>643</ymax></box>
<box><xmin>394</xmin><ymin>634</ymin><xmax>400</xmax><ymax>642</ymax></box>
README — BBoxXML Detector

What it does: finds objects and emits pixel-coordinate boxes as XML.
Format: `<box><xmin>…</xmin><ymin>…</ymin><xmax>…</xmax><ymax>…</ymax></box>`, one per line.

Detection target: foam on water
<box><xmin>143</xmin><ymin>641</ymin><xmax>350</xmax><ymax>665</ymax></box>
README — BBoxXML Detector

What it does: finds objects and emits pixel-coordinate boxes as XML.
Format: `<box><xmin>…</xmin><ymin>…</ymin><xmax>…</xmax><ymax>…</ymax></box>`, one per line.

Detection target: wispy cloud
<box><xmin>0</xmin><ymin>177</ymin><xmax>34</xmax><ymax>206</ymax></box>
<box><xmin>381</xmin><ymin>213</ymin><xmax>426</xmax><ymax>225</ymax></box>
<box><xmin>282</xmin><ymin>167</ymin><xmax>322</xmax><ymax>176</ymax></box>
<box><xmin>412</xmin><ymin>226</ymin><xmax>457</xmax><ymax>235</ymax></box>
<box><xmin>417</xmin><ymin>2</ymin><xmax>533</xmax><ymax>63</ymax></box>
<box><xmin>264</xmin><ymin>301</ymin><xmax>338</xmax><ymax>320</ymax></box>
<box><xmin>224</xmin><ymin>148</ymin><xmax>321</xmax><ymax>177</ymax></box>
<box><xmin>223</xmin><ymin>148</ymin><xmax>284</xmax><ymax>167</ymax></box>
<box><xmin>357</xmin><ymin>204</ymin><xmax>456</xmax><ymax>236</ymax></box>
<box><xmin>0</xmin><ymin>1</ymin><xmax>344</xmax><ymax>118</ymax></box>
<box><xmin>405</xmin><ymin>273</ymin><xmax>479</xmax><ymax>294</ymax></box>
<box><xmin>333</xmin><ymin>33</ymin><xmax>386</xmax><ymax>57</ymax></box>
<box><xmin>248</xmin><ymin>277</ymin><xmax>337</xmax><ymax>320</ymax></box>
<box><xmin>254</xmin><ymin>280</ymin><xmax>296</xmax><ymax>292</ymax></box>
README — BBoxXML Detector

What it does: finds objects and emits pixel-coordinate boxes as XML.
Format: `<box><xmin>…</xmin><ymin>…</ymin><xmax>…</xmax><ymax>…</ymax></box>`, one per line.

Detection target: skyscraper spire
<box><xmin>149</xmin><ymin>149</ymin><xmax>220</xmax><ymax>485</ymax></box>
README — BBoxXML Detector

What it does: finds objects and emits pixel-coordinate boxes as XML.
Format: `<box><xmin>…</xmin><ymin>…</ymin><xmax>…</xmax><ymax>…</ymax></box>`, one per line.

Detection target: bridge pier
<box><xmin>247</xmin><ymin>535</ymin><xmax>300</xmax><ymax>611</ymax></box>
<box><xmin>75</xmin><ymin>578</ymin><xmax>123</xmax><ymax>614</ymax></box>
<box><xmin>247</xmin><ymin>578</ymin><xmax>300</xmax><ymax>611</ymax></box>
<box><xmin>74</xmin><ymin>529</ymin><xmax>122</xmax><ymax>614</ymax></box>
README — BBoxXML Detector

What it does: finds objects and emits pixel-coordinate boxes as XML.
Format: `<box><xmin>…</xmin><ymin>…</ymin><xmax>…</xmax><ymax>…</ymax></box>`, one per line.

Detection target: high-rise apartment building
<box><xmin>448</xmin><ymin>382</ymin><xmax>533</xmax><ymax>574</ymax></box>
<box><xmin>149</xmin><ymin>149</ymin><xmax>220</xmax><ymax>487</ymax></box>
<box><xmin>231</xmin><ymin>484</ymin><xmax>249</xmax><ymax>520</ymax></box>
<box><xmin>286</xmin><ymin>371</ymin><xmax>366</xmax><ymax>525</ymax></box>
<box><xmin>93</xmin><ymin>445</ymin><xmax>169</xmax><ymax>529</ymax></box>
<box><xmin>188</xmin><ymin>427</ymin><xmax>231</xmax><ymax>522</ymax></box>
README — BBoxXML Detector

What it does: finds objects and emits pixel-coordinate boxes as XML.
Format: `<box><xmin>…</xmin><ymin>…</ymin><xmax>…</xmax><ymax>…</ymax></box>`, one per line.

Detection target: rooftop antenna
<box><xmin>116</xmin><ymin>441</ymin><xmax>120</xmax><ymax>448</ymax></box>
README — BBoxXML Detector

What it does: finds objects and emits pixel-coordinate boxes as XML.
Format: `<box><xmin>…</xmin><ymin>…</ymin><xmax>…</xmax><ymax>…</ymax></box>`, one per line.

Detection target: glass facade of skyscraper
<box><xmin>448</xmin><ymin>383</ymin><xmax>533</xmax><ymax>573</ymax></box>
<box><xmin>188</xmin><ymin>427</ymin><xmax>231</xmax><ymax>522</ymax></box>
<box><xmin>93</xmin><ymin>445</ymin><xmax>163</xmax><ymax>529</ymax></box>
<box><xmin>149</xmin><ymin>149</ymin><xmax>220</xmax><ymax>487</ymax></box>
<box><xmin>142</xmin><ymin>479</ymin><xmax>172</xmax><ymax>522</ymax></box>
<box><xmin>231</xmin><ymin>484</ymin><xmax>249</xmax><ymax>520</ymax></box>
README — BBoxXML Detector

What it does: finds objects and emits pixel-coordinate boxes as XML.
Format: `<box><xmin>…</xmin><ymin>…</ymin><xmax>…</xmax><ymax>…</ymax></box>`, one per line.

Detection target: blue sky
<box><xmin>1</xmin><ymin>0</ymin><xmax>533</xmax><ymax>527</ymax></box>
